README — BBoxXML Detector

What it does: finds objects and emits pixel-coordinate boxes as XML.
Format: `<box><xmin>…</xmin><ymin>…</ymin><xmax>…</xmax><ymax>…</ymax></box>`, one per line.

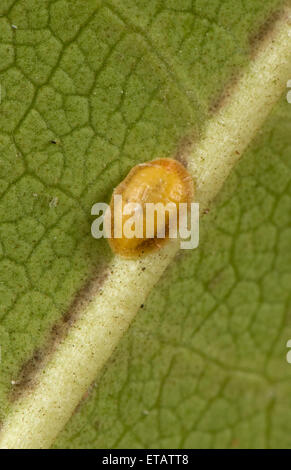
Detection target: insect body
<box><xmin>106</xmin><ymin>158</ymin><xmax>194</xmax><ymax>258</ymax></box>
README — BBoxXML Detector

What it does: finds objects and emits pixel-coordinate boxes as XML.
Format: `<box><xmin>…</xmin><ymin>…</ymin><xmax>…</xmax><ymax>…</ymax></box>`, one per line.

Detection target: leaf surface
<box><xmin>0</xmin><ymin>0</ymin><xmax>290</xmax><ymax>448</ymax></box>
<box><xmin>56</xmin><ymin>97</ymin><xmax>291</xmax><ymax>449</ymax></box>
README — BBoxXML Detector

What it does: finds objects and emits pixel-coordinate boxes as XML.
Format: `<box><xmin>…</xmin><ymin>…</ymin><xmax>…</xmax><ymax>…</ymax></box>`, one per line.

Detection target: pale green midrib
<box><xmin>0</xmin><ymin>7</ymin><xmax>290</xmax><ymax>450</ymax></box>
<box><xmin>104</xmin><ymin>0</ymin><xmax>206</xmax><ymax>114</ymax></box>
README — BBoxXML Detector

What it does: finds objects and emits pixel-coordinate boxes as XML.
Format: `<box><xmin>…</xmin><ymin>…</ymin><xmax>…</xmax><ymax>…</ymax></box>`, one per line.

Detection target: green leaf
<box><xmin>55</xmin><ymin>96</ymin><xmax>291</xmax><ymax>449</ymax></box>
<box><xmin>0</xmin><ymin>0</ymin><xmax>290</xmax><ymax>448</ymax></box>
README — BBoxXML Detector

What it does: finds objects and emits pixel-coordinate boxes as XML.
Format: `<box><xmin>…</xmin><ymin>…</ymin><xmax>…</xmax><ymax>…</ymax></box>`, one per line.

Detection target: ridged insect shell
<box><xmin>105</xmin><ymin>158</ymin><xmax>194</xmax><ymax>258</ymax></box>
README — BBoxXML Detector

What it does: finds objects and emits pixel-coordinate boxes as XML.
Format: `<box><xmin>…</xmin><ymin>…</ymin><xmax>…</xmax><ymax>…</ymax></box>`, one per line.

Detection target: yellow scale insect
<box><xmin>105</xmin><ymin>158</ymin><xmax>194</xmax><ymax>258</ymax></box>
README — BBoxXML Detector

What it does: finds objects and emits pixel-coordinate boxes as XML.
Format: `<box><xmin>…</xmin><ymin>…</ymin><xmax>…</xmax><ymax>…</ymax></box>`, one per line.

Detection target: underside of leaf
<box><xmin>0</xmin><ymin>0</ymin><xmax>291</xmax><ymax>450</ymax></box>
<box><xmin>0</xmin><ymin>2</ymin><xmax>290</xmax><ymax>449</ymax></box>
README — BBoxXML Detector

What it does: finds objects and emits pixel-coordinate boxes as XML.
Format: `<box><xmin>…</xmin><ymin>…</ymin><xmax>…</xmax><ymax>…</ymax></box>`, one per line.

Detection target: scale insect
<box><xmin>105</xmin><ymin>158</ymin><xmax>194</xmax><ymax>258</ymax></box>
